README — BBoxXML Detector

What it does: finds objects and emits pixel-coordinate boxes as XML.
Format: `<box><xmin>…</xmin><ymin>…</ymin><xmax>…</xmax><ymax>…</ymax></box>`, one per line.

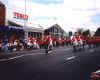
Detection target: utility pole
<box><xmin>24</xmin><ymin>0</ymin><xmax>26</xmax><ymax>28</ymax></box>
<box><xmin>24</xmin><ymin>0</ymin><xmax>28</xmax><ymax>39</ymax></box>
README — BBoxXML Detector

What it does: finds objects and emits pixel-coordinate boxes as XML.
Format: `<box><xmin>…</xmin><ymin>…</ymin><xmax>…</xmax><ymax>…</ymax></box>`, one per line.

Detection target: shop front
<box><xmin>9</xmin><ymin>26</ymin><xmax>24</xmax><ymax>40</ymax></box>
<box><xmin>24</xmin><ymin>27</ymin><xmax>44</xmax><ymax>39</ymax></box>
<box><xmin>0</xmin><ymin>26</ymin><xmax>24</xmax><ymax>41</ymax></box>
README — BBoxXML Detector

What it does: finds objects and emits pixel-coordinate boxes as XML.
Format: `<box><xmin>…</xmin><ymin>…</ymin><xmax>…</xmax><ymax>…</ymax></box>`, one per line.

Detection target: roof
<box><xmin>24</xmin><ymin>27</ymin><xmax>44</xmax><ymax>32</ymax></box>
<box><xmin>46</xmin><ymin>24</ymin><xmax>66</xmax><ymax>33</ymax></box>
<box><xmin>0</xmin><ymin>1</ymin><xmax>5</xmax><ymax>6</ymax></box>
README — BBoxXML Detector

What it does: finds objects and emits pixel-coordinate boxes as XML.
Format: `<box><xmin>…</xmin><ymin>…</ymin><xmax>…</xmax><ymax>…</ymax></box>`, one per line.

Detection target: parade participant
<box><xmin>7</xmin><ymin>41</ymin><xmax>14</xmax><ymax>52</ymax></box>
<box><xmin>72</xmin><ymin>32</ymin><xmax>80</xmax><ymax>44</ymax></box>
<box><xmin>56</xmin><ymin>37</ymin><xmax>59</xmax><ymax>47</ymax></box>
<box><xmin>23</xmin><ymin>38</ymin><xmax>28</xmax><ymax>49</ymax></box>
<box><xmin>36</xmin><ymin>39</ymin><xmax>40</xmax><ymax>49</ymax></box>
<box><xmin>27</xmin><ymin>36</ymin><xmax>33</xmax><ymax>49</ymax></box>
<box><xmin>43</xmin><ymin>34</ymin><xmax>50</xmax><ymax>54</ymax></box>
<box><xmin>28</xmin><ymin>36</ymin><xmax>33</xmax><ymax>43</ymax></box>
<box><xmin>27</xmin><ymin>40</ymin><xmax>33</xmax><ymax>49</ymax></box>
<box><xmin>71</xmin><ymin>32</ymin><xmax>80</xmax><ymax>51</ymax></box>
<box><xmin>13</xmin><ymin>40</ymin><xmax>18</xmax><ymax>51</ymax></box>
<box><xmin>33</xmin><ymin>36</ymin><xmax>39</xmax><ymax>49</ymax></box>
<box><xmin>87</xmin><ymin>36</ymin><xmax>92</xmax><ymax>48</ymax></box>
<box><xmin>36</xmin><ymin>37</ymin><xmax>40</xmax><ymax>49</ymax></box>
<box><xmin>0</xmin><ymin>40</ymin><xmax>2</xmax><ymax>52</ymax></box>
<box><xmin>66</xmin><ymin>36</ymin><xmax>71</xmax><ymax>47</ymax></box>
<box><xmin>53</xmin><ymin>37</ymin><xmax>56</xmax><ymax>47</ymax></box>
<box><xmin>48</xmin><ymin>35</ymin><xmax>53</xmax><ymax>51</ymax></box>
<box><xmin>79</xmin><ymin>34</ymin><xmax>85</xmax><ymax>49</ymax></box>
<box><xmin>43</xmin><ymin>34</ymin><xmax>53</xmax><ymax>54</ymax></box>
<box><xmin>17</xmin><ymin>40</ymin><xmax>23</xmax><ymax>51</ymax></box>
<box><xmin>61</xmin><ymin>37</ymin><xmax>65</xmax><ymax>46</ymax></box>
<box><xmin>40</xmin><ymin>37</ymin><xmax>44</xmax><ymax>49</ymax></box>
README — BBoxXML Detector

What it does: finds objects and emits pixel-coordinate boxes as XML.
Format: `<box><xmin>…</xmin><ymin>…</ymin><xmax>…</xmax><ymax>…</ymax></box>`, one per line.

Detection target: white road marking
<box><xmin>0</xmin><ymin>52</ymin><xmax>45</xmax><ymax>62</ymax></box>
<box><xmin>48</xmin><ymin>51</ymin><xmax>52</xmax><ymax>53</ymax></box>
<box><xmin>66</xmin><ymin>56</ymin><xmax>76</xmax><ymax>61</ymax></box>
<box><xmin>0</xmin><ymin>48</ymin><xmax>72</xmax><ymax>62</ymax></box>
<box><xmin>0</xmin><ymin>55</ymin><xmax>24</xmax><ymax>62</ymax></box>
<box><xmin>9</xmin><ymin>55</ymin><xmax>24</xmax><ymax>60</ymax></box>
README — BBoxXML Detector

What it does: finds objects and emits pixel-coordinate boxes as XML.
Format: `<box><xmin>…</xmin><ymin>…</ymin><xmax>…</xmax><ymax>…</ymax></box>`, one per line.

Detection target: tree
<box><xmin>94</xmin><ymin>27</ymin><xmax>100</xmax><ymax>36</ymax></box>
<box><xmin>82</xmin><ymin>29</ymin><xmax>90</xmax><ymax>37</ymax></box>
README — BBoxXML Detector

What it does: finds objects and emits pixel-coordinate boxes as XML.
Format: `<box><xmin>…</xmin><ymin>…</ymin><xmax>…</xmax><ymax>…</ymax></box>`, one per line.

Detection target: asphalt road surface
<box><xmin>0</xmin><ymin>47</ymin><xmax>100</xmax><ymax>80</ymax></box>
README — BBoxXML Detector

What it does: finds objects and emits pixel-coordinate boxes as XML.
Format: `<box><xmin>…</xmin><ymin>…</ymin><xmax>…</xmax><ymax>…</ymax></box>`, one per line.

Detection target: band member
<box><xmin>79</xmin><ymin>34</ymin><xmax>86</xmax><ymax>49</ymax></box>
<box><xmin>44</xmin><ymin>35</ymin><xmax>53</xmax><ymax>54</ymax></box>
<box><xmin>71</xmin><ymin>32</ymin><xmax>80</xmax><ymax>51</ymax></box>
<box><xmin>43</xmin><ymin>35</ymin><xmax>49</xmax><ymax>54</ymax></box>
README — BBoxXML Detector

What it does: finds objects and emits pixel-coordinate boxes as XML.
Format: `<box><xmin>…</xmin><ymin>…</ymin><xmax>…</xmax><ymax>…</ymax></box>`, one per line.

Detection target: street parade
<box><xmin>0</xmin><ymin>0</ymin><xmax>100</xmax><ymax>80</ymax></box>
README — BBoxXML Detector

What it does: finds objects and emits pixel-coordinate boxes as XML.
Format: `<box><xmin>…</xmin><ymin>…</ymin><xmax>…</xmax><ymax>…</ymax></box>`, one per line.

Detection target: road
<box><xmin>0</xmin><ymin>47</ymin><xmax>100</xmax><ymax>80</ymax></box>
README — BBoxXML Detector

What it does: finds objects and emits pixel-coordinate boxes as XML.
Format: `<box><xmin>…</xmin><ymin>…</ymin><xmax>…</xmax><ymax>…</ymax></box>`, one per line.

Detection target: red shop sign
<box><xmin>13</xmin><ymin>12</ymin><xmax>28</xmax><ymax>21</ymax></box>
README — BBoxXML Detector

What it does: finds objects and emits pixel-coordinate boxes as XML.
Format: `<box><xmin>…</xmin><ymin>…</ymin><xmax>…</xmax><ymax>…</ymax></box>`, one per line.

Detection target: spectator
<box><xmin>13</xmin><ymin>40</ymin><xmax>18</xmax><ymax>51</ymax></box>
<box><xmin>7</xmin><ymin>41</ymin><xmax>14</xmax><ymax>52</ymax></box>
<box><xmin>53</xmin><ymin>37</ymin><xmax>56</xmax><ymax>47</ymax></box>
<box><xmin>0</xmin><ymin>40</ymin><xmax>2</xmax><ymax>52</ymax></box>
<box><xmin>2</xmin><ymin>41</ymin><xmax>8</xmax><ymax>52</ymax></box>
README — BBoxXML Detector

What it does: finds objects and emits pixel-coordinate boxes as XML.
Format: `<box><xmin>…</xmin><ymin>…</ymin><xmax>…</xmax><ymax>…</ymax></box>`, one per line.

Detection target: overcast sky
<box><xmin>1</xmin><ymin>0</ymin><xmax>100</xmax><ymax>32</ymax></box>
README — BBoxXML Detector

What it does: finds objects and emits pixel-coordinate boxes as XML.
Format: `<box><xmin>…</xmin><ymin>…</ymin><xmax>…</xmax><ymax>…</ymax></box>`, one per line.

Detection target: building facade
<box><xmin>0</xmin><ymin>1</ymin><xmax>5</xmax><ymax>26</ymax></box>
<box><xmin>24</xmin><ymin>25</ymin><xmax>44</xmax><ymax>39</ymax></box>
<box><xmin>44</xmin><ymin>24</ymin><xmax>67</xmax><ymax>37</ymax></box>
<box><xmin>0</xmin><ymin>1</ymin><xmax>44</xmax><ymax>40</ymax></box>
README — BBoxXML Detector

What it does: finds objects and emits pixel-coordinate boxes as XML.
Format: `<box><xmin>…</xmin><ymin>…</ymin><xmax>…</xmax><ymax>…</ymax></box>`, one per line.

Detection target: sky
<box><xmin>1</xmin><ymin>0</ymin><xmax>100</xmax><ymax>32</ymax></box>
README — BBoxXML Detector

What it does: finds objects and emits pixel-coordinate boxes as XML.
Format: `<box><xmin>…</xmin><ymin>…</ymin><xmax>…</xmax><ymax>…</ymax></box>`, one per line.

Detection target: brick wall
<box><xmin>0</xmin><ymin>4</ymin><xmax>5</xmax><ymax>26</ymax></box>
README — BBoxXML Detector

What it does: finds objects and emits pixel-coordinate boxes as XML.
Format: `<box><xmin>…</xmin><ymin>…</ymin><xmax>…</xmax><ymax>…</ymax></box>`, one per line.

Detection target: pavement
<box><xmin>0</xmin><ymin>46</ymin><xmax>100</xmax><ymax>80</ymax></box>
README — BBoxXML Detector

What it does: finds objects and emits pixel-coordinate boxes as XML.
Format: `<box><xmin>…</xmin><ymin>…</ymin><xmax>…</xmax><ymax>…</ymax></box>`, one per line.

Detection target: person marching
<box><xmin>79</xmin><ymin>34</ymin><xmax>86</xmax><ymax>49</ymax></box>
<box><xmin>43</xmin><ymin>34</ymin><xmax>49</xmax><ymax>54</ymax></box>
<box><xmin>71</xmin><ymin>32</ymin><xmax>80</xmax><ymax>51</ymax></box>
<box><xmin>43</xmin><ymin>34</ymin><xmax>53</xmax><ymax>55</ymax></box>
<box><xmin>48</xmin><ymin>35</ymin><xmax>53</xmax><ymax>51</ymax></box>
<box><xmin>27</xmin><ymin>36</ymin><xmax>33</xmax><ymax>49</ymax></box>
